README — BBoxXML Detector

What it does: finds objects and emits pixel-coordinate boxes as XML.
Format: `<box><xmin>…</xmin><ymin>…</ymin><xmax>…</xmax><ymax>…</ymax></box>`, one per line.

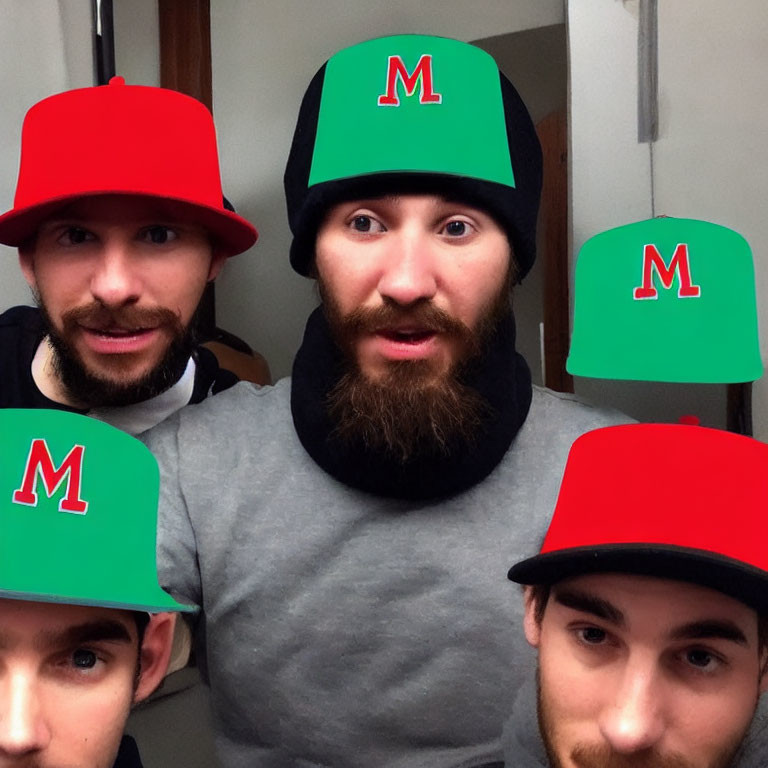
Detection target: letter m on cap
<box><xmin>378</xmin><ymin>55</ymin><xmax>442</xmax><ymax>106</ymax></box>
<box><xmin>12</xmin><ymin>439</ymin><xmax>88</xmax><ymax>515</ymax></box>
<box><xmin>633</xmin><ymin>243</ymin><xmax>701</xmax><ymax>300</ymax></box>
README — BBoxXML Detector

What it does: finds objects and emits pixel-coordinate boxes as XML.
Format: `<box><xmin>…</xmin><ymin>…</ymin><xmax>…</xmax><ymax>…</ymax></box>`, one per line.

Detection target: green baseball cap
<box><xmin>567</xmin><ymin>217</ymin><xmax>763</xmax><ymax>383</ymax></box>
<box><xmin>308</xmin><ymin>35</ymin><xmax>515</xmax><ymax>188</ymax></box>
<box><xmin>0</xmin><ymin>409</ymin><xmax>191</xmax><ymax>612</ymax></box>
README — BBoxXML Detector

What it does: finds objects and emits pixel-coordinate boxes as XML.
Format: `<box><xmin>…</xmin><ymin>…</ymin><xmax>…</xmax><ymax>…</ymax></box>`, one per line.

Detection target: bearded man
<box><xmin>146</xmin><ymin>35</ymin><xmax>627</xmax><ymax>767</ymax></box>
<box><xmin>0</xmin><ymin>76</ymin><xmax>258</xmax><ymax>435</ymax></box>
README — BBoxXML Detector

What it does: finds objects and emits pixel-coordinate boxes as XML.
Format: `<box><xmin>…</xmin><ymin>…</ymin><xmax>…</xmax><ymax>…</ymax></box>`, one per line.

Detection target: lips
<box><xmin>82</xmin><ymin>324</ymin><xmax>156</xmax><ymax>337</ymax></box>
<box><xmin>363</xmin><ymin>325</ymin><xmax>442</xmax><ymax>363</ymax></box>
<box><xmin>59</xmin><ymin>302</ymin><xmax>182</xmax><ymax>357</ymax></box>
<box><xmin>78</xmin><ymin>324</ymin><xmax>161</xmax><ymax>355</ymax></box>
<box><xmin>325</xmin><ymin>300</ymin><xmax>475</xmax><ymax>373</ymax></box>
<box><xmin>378</xmin><ymin>327</ymin><xmax>436</xmax><ymax>344</ymax></box>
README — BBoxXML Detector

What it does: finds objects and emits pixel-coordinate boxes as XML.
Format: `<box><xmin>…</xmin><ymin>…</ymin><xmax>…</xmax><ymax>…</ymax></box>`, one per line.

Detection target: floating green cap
<box><xmin>0</xmin><ymin>409</ymin><xmax>191</xmax><ymax>612</ymax></box>
<box><xmin>567</xmin><ymin>218</ymin><xmax>762</xmax><ymax>383</ymax></box>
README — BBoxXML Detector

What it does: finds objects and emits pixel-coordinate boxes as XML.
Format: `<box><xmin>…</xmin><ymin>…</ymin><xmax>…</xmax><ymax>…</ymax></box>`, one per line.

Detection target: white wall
<box><xmin>114</xmin><ymin>0</ymin><xmax>160</xmax><ymax>86</ymax></box>
<box><xmin>0</xmin><ymin>0</ymin><xmax>94</xmax><ymax>311</ymax></box>
<box><xmin>209</xmin><ymin>0</ymin><xmax>565</xmax><ymax>379</ymax></box>
<box><xmin>654</xmin><ymin>1</ymin><xmax>768</xmax><ymax>439</ymax></box>
<box><xmin>569</xmin><ymin>1</ymin><xmax>652</xmax><ymax>255</ymax></box>
<box><xmin>568</xmin><ymin>0</ymin><xmax>731</xmax><ymax>429</ymax></box>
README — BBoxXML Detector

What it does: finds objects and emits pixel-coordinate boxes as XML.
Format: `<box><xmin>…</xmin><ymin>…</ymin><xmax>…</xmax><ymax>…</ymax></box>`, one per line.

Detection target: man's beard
<box><xmin>536</xmin><ymin>668</ymin><xmax>747</xmax><ymax>768</ymax></box>
<box><xmin>38</xmin><ymin>297</ymin><xmax>197</xmax><ymax>408</ymax></box>
<box><xmin>320</xmin><ymin>276</ymin><xmax>511</xmax><ymax>464</ymax></box>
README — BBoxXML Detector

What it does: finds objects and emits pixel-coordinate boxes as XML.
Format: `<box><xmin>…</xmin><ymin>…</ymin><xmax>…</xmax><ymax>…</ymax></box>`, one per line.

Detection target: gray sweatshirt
<box><xmin>144</xmin><ymin>380</ymin><xmax>628</xmax><ymax>768</ymax></box>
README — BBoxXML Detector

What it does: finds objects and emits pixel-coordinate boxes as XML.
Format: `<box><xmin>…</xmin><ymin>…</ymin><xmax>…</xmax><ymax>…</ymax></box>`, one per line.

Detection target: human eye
<box><xmin>51</xmin><ymin>647</ymin><xmax>107</xmax><ymax>680</ymax></box>
<box><xmin>680</xmin><ymin>647</ymin><xmax>725</xmax><ymax>674</ymax></box>
<box><xmin>72</xmin><ymin>648</ymin><xmax>99</xmax><ymax>670</ymax></box>
<box><xmin>438</xmin><ymin>217</ymin><xmax>476</xmax><ymax>239</ymax></box>
<box><xmin>346</xmin><ymin>213</ymin><xmax>386</xmax><ymax>234</ymax></box>
<box><xmin>140</xmin><ymin>225</ymin><xmax>178</xmax><ymax>244</ymax></box>
<box><xmin>57</xmin><ymin>226</ymin><xmax>95</xmax><ymax>246</ymax></box>
<box><xmin>575</xmin><ymin>625</ymin><xmax>610</xmax><ymax>646</ymax></box>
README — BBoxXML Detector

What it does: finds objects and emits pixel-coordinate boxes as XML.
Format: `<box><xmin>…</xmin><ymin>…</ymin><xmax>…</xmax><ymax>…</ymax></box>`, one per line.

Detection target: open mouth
<box><xmin>82</xmin><ymin>325</ymin><xmax>156</xmax><ymax>338</ymax></box>
<box><xmin>378</xmin><ymin>328</ymin><xmax>436</xmax><ymax>344</ymax></box>
<box><xmin>77</xmin><ymin>324</ymin><xmax>161</xmax><ymax>355</ymax></box>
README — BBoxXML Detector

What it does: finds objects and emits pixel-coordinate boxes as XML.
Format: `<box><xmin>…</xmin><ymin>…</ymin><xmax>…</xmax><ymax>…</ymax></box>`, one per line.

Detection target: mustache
<box><xmin>340</xmin><ymin>301</ymin><xmax>471</xmax><ymax>337</ymax></box>
<box><xmin>60</xmin><ymin>302</ymin><xmax>182</xmax><ymax>334</ymax></box>
<box><xmin>329</xmin><ymin>300</ymin><xmax>477</xmax><ymax>364</ymax></box>
<box><xmin>571</xmin><ymin>743</ymin><xmax>695</xmax><ymax>768</ymax></box>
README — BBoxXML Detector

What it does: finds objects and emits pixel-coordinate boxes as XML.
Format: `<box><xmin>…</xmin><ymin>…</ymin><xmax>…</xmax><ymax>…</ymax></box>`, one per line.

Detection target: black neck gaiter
<box><xmin>291</xmin><ymin>307</ymin><xmax>533</xmax><ymax>500</ymax></box>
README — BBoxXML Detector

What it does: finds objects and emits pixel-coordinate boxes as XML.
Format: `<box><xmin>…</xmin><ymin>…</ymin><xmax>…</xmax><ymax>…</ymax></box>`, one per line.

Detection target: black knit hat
<box><xmin>284</xmin><ymin>35</ymin><xmax>542</xmax><ymax>281</ymax></box>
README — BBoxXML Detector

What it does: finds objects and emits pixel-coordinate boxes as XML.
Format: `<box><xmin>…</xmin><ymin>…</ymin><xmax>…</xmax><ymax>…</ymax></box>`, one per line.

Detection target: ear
<box><xmin>207</xmin><ymin>249</ymin><xmax>228</xmax><ymax>282</ymax></box>
<box><xmin>133</xmin><ymin>612</ymin><xmax>177</xmax><ymax>704</ymax></box>
<box><xmin>18</xmin><ymin>249</ymin><xmax>36</xmax><ymax>289</ymax></box>
<box><xmin>523</xmin><ymin>586</ymin><xmax>543</xmax><ymax>648</ymax></box>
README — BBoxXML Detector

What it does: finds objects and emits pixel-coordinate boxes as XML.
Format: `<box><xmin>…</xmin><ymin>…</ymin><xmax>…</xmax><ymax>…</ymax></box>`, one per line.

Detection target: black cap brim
<box><xmin>509</xmin><ymin>544</ymin><xmax>768</xmax><ymax>615</ymax></box>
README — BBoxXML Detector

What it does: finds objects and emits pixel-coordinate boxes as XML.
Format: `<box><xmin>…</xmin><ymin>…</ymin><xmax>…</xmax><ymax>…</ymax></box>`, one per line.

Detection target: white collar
<box><xmin>88</xmin><ymin>356</ymin><xmax>197</xmax><ymax>435</ymax></box>
<box><xmin>31</xmin><ymin>337</ymin><xmax>197</xmax><ymax>434</ymax></box>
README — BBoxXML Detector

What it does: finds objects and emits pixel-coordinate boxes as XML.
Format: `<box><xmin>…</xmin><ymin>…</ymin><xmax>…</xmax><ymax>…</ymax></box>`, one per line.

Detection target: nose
<box><xmin>376</xmin><ymin>230</ymin><xmax>438</xmax><ymax>306</ymax></box>
<box><xmin>89</xmin><ymin>238</ymin><xmax>141</xmax><ymax>308</ymax></box>
<box><xmin>598</xmin><ymin>661</ymin><xmax>665</xmax><ymax>754</ymax></box>
<box><xmin>0</xmin><ymin>672</ymin><xmax>50</xmax><ymax>756</ymax></box>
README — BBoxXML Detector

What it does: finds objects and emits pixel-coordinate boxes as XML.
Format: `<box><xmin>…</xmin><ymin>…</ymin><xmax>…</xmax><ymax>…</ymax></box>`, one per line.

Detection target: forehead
<box><xmin>0</xmin><ymin>598</ymin><xmax>136</xmax><ymax>646</ymax></box>
<box><xmin>549</xmin><ymin>572</ymin><xmax>757</xmax><ymax>637</ymax></box>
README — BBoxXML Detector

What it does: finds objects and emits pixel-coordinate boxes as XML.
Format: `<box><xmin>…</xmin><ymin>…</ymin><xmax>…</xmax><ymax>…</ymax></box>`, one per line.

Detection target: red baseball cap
<box><xmin>0</xmin><ymin>77</ymin><xmax>257</xmax><ymax>255</ymax></box>
<box><xmin>509</xmin><ymin>423</ymin><xmax>768</xmax><ymax>612</ymax></box>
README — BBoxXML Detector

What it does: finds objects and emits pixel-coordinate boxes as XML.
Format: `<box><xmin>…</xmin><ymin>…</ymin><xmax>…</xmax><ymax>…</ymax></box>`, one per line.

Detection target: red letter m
<box><xmin>633</xmin><ymin>243</ymin><xmax>701</xmax><ymax>300</ymax></box>
<box><xmin>12</xmin><ymin>439</ymin><xmax>88</xmax><ymax>515</ymax></box>
<box><xmin>378</xmin><ymin>55</ymin><xmax>442</xmax><ymax>106</ymax></box>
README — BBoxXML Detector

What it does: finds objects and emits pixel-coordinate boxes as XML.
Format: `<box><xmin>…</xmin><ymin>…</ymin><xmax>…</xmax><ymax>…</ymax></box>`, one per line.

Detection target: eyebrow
<box><xmin>553</xmin><ymin>588</ymin><xmax>626</xmax><ymax>626</ymax></box>
<box><xmin>669</xmin><ymin>620</ymin><xmax>748</xmax><ymax>646</ymax></box>
<box><xmin>35</xmin><ymin>620</ymin><xmax>134</xmax><ymax>651</ymax></box>
<box><xmin>0</xmin><ymin>619</ymin><xmax>134</xmax><ymax>652</ymax></box>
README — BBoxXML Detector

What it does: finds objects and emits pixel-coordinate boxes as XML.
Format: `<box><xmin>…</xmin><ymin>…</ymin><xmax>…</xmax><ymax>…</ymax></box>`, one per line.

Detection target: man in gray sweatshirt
<box><xmin>145</xmin><ymin>34</ymin><xmax>627</xmax><ymax>767</ymax></box>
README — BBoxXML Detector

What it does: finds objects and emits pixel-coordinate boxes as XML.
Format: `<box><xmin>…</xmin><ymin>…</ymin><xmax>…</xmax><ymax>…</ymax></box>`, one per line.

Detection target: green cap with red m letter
<box><xmin>567</xmin><ymin>217</ymin><xmax>762</xmax><ymax>383</ymax></box>
<box><xmin>0</xmin><ymin>408</ymin><xmax>191</xmax><ymax>612</ymax></box>
<box><xmin>309</xmin><ymin>35</ymin><xmax>515</xmax><ymax>187</ymax></box>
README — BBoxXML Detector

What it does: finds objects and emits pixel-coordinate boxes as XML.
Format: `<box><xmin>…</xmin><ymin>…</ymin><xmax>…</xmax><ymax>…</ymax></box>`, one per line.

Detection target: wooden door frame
<box><xmin>158</xmin><ymin>0</ymin><xmax>216</xmax><ymax>334</ymax></box>
<box><xmin>158</xmin><ymin>0</ymin><xmax>212</xmax><ymax>110</ymax></box>
<box><xmin>536</xmin><ymin>109</ymin><xmax>574</xmax><ymax>394</ymax></box>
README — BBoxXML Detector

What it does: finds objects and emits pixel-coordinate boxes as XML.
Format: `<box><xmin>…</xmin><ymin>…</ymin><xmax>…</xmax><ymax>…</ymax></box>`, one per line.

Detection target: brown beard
<box><xmin>320</xmin><ymin>276</ymin><xmax>511</xmax><ymax>464</ymax></box>
<box><xmin>38</xmin><ymin>296</ymin><xmax>196</xmax><ymax>408</ymax></box>
<box><xmin>537</xmin><ymin>669</ymin><xmax>748</xmax><ymax>768</ymax></box>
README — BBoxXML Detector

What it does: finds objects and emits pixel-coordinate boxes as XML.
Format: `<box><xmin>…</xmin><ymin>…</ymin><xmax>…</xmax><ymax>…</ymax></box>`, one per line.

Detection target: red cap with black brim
<box><xmin>0</xmin><ymin>77</ymin><xmax>257</xmax><ymax>255</ymax></box>
<box><xmin>509</xmin><ymin>423</ymin><xmax>768</xmax><ymax>614</ymax></box>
